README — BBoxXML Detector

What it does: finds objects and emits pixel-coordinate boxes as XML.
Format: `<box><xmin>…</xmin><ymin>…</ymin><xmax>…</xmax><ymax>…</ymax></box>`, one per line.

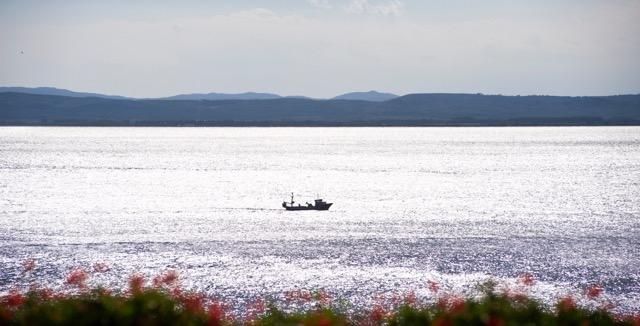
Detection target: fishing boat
<box><xmin>282</xmin><ymin>193</ymin><xmax>332</xmax><ymax>211</ymax></box>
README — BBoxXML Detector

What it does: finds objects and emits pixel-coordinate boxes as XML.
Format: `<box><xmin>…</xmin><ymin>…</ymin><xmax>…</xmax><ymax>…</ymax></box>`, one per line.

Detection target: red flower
<box><xmin>315</xmin><ymin>289</ymin><xmax>331</xmax><ymax>306</ymax></box>
<box><xmin>180</xmin><ymin>292</ymin><xmax>206</xmax><ymax>313</ymax></box>
<box><xmin>369</xmin><ymin>304</ymin><xmax>387</xmax><ymax>322</ymax></box>
<box><xmin>94</xmin><ymin>287</ymin><xmax>112</xmax><ymax>297</ymax></box>
<box><xmin>519</xmin><ymin>273</ymin><xmax>535</xmax><ymax>286</ymax></box>
<box><xmin>249</xmin><ymin>298</ymin><xmax>266</xmax><ymax>314</ymax></box>
<box><xmin>246</xmin><ymin>298</ymin><xmax>267</xmax><ymax>321</ymax></box>
<box><xmin>22</xmin><ymin>259</ymin><xmax>36</xmax><ymax>273</ymax></box>
<box><xmin>128</xmin><ymin>274</ymin><xmax>146</xmax><ymax>293</ymax></box>
<box><xmin>207</xmin><ymin>301</ymin><xmax>227</xmax><ymax>326</ymax></box>
<box><xmin>32</xmin><ymin>287</ymin><xmax>54</xmax><ymax>301</ymax></box>
<box><xmin>599</xmin><ymin>300</ymin><xmax>615</xmax><ymax>312</ymax></box>
<box><xmin>284</xmin><ymin>290</ymin><xmax>297</xmax><ymax>302</ymax></box>
<box><xmin>3</xmin><ymin>289</ymin><xmax>25</xmax><ymax>307</ymax></box>
<box><xmin>388</xmin><ymin>293</ymin><xmax>402</xmax><ymax>307</ymax></box>
<box><xmin>152</xmin><ymin>270</ymin><xmax>179</xmax><ymax>288</ymax></box>
<box><xmin>171</xmin><ymin>287</ymin><xmax>183</xmax><ymax>298</ymax></box>
<box><xmin>450</xmin><ymin>297</ymin><xmax>466</xmax><ymax>314</ymax></box>
<box><xmin>283</xmin><ymin>289</ymin><xmax>315</xmax><ymax>303</ymax></box>
<box><xmin>93</xmin><ymin>262</ymin><xmax>110</xmax><ymax>273</ymax></box>
<box><xmin>404</xmin><ymin>291</ymin><xmax>417</xmax><ymax>306</ymax></box>
<box><xmin>586</xmin><ymin>284</ymin><xmax>603</xmax><ymax>299</ymax></box>
<box><xmin>300</xmin><ymin>290</ymin><xmax>312</xmax><ymax>302</ymax></box>
<box><xmin>65</xmin><ymin>268</ymin><xmax>89</xmax><ymax>288</ymax></box>
<box><xmin>512</xmin><ymin>293</ymin><xmax>529</xmax><ymax>303</ymax></box>
<box><xmin>437</xmin><ymin>295</ymin><xmax>466</xmax><ymax>314</ymax></box>
<box><xmin>427</xmin><ymin>280</ymin><xmax>440</xmax><ymax>293</ymax></box>
<box><xmin>557</xmin><ymin>296</ymin><xmax>576</xmax><ymax>311</ymax></box>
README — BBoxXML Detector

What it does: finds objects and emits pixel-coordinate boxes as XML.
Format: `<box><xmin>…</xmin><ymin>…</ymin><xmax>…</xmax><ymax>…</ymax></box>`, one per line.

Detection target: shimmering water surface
<box><xmin>1</xmin><ymin>127</ymin><xmax>639</xmax><ymax>312</ymax></box>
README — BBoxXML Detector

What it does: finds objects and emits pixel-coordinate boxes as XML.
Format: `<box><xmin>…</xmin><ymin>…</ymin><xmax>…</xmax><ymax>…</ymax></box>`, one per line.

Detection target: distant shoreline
<box><xmin>2</xmin><ymin>92</ymin><xmax>639</xmax><ymax>127</ymax></box>
<box><xmin>1</xmin><ymin>121</ymin><xmax>639</xmax><ymax>127</ymax></box>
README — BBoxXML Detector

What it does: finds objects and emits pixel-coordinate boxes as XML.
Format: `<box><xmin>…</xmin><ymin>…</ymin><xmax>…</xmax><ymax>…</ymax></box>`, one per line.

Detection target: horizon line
<box><xmin>1</xmin><ymin>85</ymin><xmax>639</xmax><ymax>100</ymax></box>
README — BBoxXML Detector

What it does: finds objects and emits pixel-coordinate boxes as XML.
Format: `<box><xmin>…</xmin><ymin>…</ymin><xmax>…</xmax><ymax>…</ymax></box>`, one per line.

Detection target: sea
<box><xmin>0</xmin><ymin>126</ymin><xmax>639</xmax><ymax>313</ymax></box>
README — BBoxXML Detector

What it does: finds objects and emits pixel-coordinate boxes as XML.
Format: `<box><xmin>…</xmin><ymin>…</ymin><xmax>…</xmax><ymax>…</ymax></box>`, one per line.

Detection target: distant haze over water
<box><xmin>0</xmin><ymin>127</ymin><xmax>638</xmax><ymax>312</ymax></box>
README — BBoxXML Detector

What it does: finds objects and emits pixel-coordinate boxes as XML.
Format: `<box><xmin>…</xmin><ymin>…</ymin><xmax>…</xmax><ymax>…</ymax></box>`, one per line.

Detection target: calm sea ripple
<box><xmin>0</xmin><ymin>127</ymin><xmax>639</xmax><ymax>313</ymax></box>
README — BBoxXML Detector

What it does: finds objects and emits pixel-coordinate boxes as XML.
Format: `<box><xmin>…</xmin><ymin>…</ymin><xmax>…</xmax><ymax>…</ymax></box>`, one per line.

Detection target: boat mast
<box><xmin>290</xmin><ymin>192</ymin><xmax>295</xmax><ymax>205</ymax></box>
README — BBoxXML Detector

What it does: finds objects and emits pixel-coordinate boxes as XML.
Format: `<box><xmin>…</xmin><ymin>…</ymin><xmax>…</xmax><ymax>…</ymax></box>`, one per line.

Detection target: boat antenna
<box><xmin>291</xmin><ymin>192</ymin><xmax>294</xmax><ymax>205</ymax></box>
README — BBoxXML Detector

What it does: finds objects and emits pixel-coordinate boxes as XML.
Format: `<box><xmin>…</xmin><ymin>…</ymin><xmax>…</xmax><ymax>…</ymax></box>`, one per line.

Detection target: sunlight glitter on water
<box><xmin>0</xmin><ymin>127</ymin><xmax>639</xmax><ymax>312</ymax></box>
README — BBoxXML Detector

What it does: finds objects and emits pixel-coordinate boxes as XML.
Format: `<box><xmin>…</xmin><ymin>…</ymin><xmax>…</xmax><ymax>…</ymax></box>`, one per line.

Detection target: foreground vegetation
<box><xmin>1</xmin><ymin>263</ymin><xmax>638</xmax><ymax>325</ymax></box>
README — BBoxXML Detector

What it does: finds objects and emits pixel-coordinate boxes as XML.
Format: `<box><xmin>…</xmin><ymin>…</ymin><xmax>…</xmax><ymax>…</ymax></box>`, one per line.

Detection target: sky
<box><xmin>1</xmin><ymin>0</ymin><xmax>639</xmax><ymax>98</ymax></box>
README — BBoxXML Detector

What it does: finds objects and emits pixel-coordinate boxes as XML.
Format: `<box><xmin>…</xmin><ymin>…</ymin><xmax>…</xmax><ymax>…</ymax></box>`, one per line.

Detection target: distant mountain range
<box><xmin>0</xmin><ymin>87</ymin><xmax>398</xmax><ymax>102</ymax></box>
<box><xmin>162</xmin><ymin>92</ymin><xmax>282</xmax><ymax>101</ymax></box>
<box><xmin>0</xmin><ymin>87</ymin><xmax>130</xmax><ymax>100</ymax></box>
<box><xmin>1</xmin><ymin>90</ymin><xmax>638</xmax><ymax>126</ymax></box>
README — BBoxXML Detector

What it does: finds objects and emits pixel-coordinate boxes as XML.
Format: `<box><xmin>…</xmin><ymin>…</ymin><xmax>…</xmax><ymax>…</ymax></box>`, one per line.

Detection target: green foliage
<box><xmin>1</xmin><ymin>286</ymin><xmax>638</xmax><ymax>326</ymax></box>
<box><xmin>5</xmin><ymin>289</ymin><xmax>210</xmax><ymax>326</ymax></box>
<box><xmin>257</xmin><ymin>306</ymin><xmax>347</xmax><ymax>326</ymax></box>
<box><xmin>386</xmin><ymin>293</ymin><xmax>633</xmax><ymax>326</ymax></box>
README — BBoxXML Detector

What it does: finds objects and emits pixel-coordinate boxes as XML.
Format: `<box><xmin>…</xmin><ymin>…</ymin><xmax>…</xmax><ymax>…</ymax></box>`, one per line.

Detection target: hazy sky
<box><xmin>1</xmin><ymin>0</ymin><xmax>639</xmax><ymax>98</ymax></box>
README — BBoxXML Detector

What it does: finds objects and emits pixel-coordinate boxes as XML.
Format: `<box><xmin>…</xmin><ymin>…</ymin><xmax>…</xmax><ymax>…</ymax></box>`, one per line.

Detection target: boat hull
<box><xmin>284</xmin><ymin>203</ymin><xmax>333</xmax><ymax>211</ymax></box>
